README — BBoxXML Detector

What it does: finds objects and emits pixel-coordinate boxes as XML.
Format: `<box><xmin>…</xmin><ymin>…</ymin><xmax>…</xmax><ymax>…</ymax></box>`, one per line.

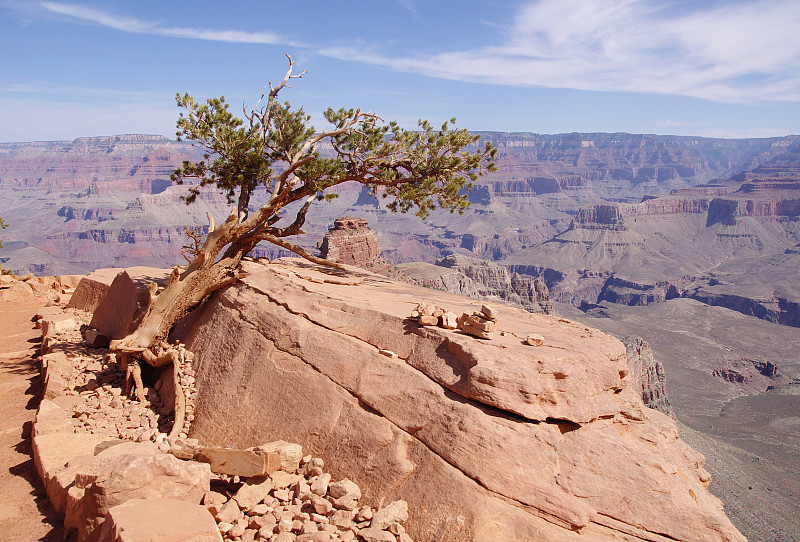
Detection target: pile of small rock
<box><xmin>175</xmin><ymin>345</ymin><xmax>198</xmax><ymax>437</ymax></box>
<box><xmin>207</xmin><ymin>456</ymin><xmax>413</xmax><ymax>542</ymax></box>
<box><xmin>456</xmin><ymin>305</ymin><xmax>498</xmax><ymax>340</ymax></box>
<box><xmin>410</xmin><ymin>302</ymin><xmax>498</xmax><ymax>340</ymax></box>
<box><xmin>58</xmin><ymin>330</ymin><xmax>199</xmax><ymax>449</ymax></box>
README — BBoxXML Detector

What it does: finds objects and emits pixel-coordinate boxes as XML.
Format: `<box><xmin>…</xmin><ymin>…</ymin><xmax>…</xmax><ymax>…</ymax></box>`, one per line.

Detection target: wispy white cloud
<box><xmin>320</xmin><ymin>0</ymin><xmax>800</xmax><ymax>103</ymax></box>
<box><xmin>396</xmin><ymin>0</ymin><xmax>421</xmax><ymax>21</ymax></box>
<box><xmin>1</xmin><ymin>80</ymin><xmax>167</xmax><ymax>102</ymax></box>
<box><xmin>40</xmin><ymin>1</ymin><xmax>288</xmax><ymax>44</ymax></box>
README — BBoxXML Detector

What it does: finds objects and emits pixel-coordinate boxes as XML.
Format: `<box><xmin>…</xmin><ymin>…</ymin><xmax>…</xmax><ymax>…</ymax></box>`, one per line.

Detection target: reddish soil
<box><xmin>0</xmin><ymin>300</ymin><xmax>64</xmax><ymax>541</ymax></box>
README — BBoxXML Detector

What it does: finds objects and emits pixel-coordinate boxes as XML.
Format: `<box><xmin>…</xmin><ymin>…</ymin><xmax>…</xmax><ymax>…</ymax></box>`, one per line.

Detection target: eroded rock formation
<box><xmin>398</xmin><ymin>253</ymin><xmax>554</xmax><ymax>314</ymax></box>
<box><xmin>319</xmin><ymin>217</ymin><xmax>381</xmax><ymax>267</ymax></box>
<box><xmin>621</xmin><ymin>336</ymin><xmax>675</xmax><ymax>417</ymax></box>
<box><xmin>173</xmin><ymin>258</ymin><xmax>744</xmax><ymax>542</ymax></box>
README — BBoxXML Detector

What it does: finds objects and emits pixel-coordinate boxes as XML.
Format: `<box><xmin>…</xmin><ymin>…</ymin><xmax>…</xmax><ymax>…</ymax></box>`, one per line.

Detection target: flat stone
<box><xmin>357</xmin><ymin>528</ymin><xmax>396</xmax><ymax>542</ymax></box>
<box><xmin>215</xmin><ymin>498</ymin><xmax>241</xmax><ymax>524</ymax></box>
<box><xmin>270</xmin><ymin>470</ymin><xmax>301</xmax><ymax>489</ymax></box>
<box><xmin>95</xmin><ymin>498</ymin><xmax>223</xmax><ymax>541</ymax></box>
<box><xmin>251</xmin><ymin>440</ymin><xmax>303</xmax><ymax>473</ymax></box>
<box><xmin>525</xmin><ymin>334</ymin><xmax>545</xmax><ymax>347</ymax></box>
<box><xmin>41</xmin><ymin>317</ymin><xmax>78</xmax><ymax>338</ymax></box>
<box><xmin>33</xmin><ymin>399</ymin><xmax>74</xmax><ymax>436</ymax></box>
<box><xmin>461</xmin><ymin>321</ymin><xmax>494</xmax><ymax>340</ymax></box>
<box><xmin>480</xmin><ymin>304</ymin><xmax>499</xmax><ymax>321</ymax></box>
<box><xmin>371</xmin><ymin>500</ymin><xmax>408</xmax><ymax>530</ymax></box>
<box><xmin>233</xmin><ymin>476</ymin><xmax>274</xmax><ymax>510</ymax></box>
<box><xmin>196</xmin><ymin>447</ymin><xmax>278</xmax><ymax>477</ymax></box>
<box><xmin>417</xmin><ymin>315</ymin><xmax>438</xmax><ymax>326</ymax></box>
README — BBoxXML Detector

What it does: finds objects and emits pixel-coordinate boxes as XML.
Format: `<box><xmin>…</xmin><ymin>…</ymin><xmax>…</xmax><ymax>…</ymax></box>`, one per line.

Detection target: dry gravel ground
<box><xmin>0</xmin><ymin>300</ymin><xmax>64</xmax><ymax>541</ymax></box>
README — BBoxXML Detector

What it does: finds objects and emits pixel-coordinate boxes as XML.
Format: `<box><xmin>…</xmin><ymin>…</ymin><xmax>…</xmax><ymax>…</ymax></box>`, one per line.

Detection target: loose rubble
<box><xmin>205</xmin><ymin>457</ymin><xmax>414</xmax><ymax>542</ymax></box>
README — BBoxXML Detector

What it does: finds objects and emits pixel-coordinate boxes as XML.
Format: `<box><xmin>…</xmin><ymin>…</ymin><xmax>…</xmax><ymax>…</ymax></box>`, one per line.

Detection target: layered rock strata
<box><xmin>319</xmin><ymin>217</ymin><xmax>381</xmax><ymax>267</ymax></box>
<box><xmin>398</xmin><ymin>253</ymin><xmax>554</xmax><ymax>314</ymax></box>
<box><xmin>173</xmin><ymin>258</ymin><xmax>744</xmax><ymax>542</ymax></box>
<box><xmin>621</xmin><ymin>336</ymin><xmax>675</xmax><ymax>417</ymax></box>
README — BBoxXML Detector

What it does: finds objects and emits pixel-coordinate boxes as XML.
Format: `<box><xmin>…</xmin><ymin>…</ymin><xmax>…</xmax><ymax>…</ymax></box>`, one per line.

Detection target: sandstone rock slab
<box><xmin>173</xmin><ymin>259</ymin><xmax>745</xmax><ymax>542</ymax></box>
<box><xmin>89</xmin><ymin>267</ymin><xmax>170</xmax><ymax>340</ymax></box>
<box><xmin>95</xmin><ymin>498</ymin><xmax>223</xmax><ymax>542</ymax></box>
<box><xmin>32</xmin><ymin>431</ymin><xmax>120</xmax><ymax>515</ymax></box>
<box><xmin>195</xmin><ymin>447</ymin><xmax>281</xmax><ymax>477</ymax></box>
<box><xmin>67</xmin><ymin>268</ymin><xmax>120</xmax><ymax>312</ymax></box>
<box><xmin>70</xmin><ymin>446</ymin><xmax>211</xmax><ymax>540</ymax></box>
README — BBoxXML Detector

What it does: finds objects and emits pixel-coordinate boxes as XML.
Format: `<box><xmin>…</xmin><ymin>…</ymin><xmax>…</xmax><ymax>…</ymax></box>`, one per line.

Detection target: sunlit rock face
<box><xmin>173</xmin><ymin>258</ymin><xmax>745</xmax><ymax>542</ymax></box>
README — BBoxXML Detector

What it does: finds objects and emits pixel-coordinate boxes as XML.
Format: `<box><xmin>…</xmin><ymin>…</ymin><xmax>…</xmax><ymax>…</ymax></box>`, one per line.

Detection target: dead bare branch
<box><xmin>258</xmin><ymin>231</ymin><xmax>345</xmax><ymax>270</ymax></box>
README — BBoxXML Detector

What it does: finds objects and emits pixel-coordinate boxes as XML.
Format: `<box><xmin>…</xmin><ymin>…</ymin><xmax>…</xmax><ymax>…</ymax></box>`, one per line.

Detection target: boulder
<box><xmin>0</xmin><ymin>279</ymin><xmax>38</xmax><ymax>302</ymax></box>
<box><xmin>68</xmin><ymin>268</ymin><xmax>119</xmax><ymax>312</ymax></box>
<box><xmin>95</xmin><ymin>498</ymin><xmax>223</xmax><ymax>542</ymax></box>
<box><xmin>319</xmin><ymin>217</ymin><xmax>381</xmax><ymax>268</ymax></box>
<box><xmin>32</xmin><ymin>431</ymin><xmax>119</xmax><ymax>515</ymax></box>
<box><xmin>173</xmin><ymin>258</ymin><xmax>745</xmax><ymax>542</ymax></box>
<box><xmin>525</xmin><ymin>334</ymin><xmax>545</xmax><ymax>346</ymax></box>
<box><xmin>68</xmin><ymin>444</ymin><xmax>211</xmax><ymax>541</ymax></box>
<box><xmin>371</xmin><ymin>500</ymin><xmax>409</xmax><ymax>530</ymax></box>
<box><xmin>232</xmin><ymin>476</ymin><xmax>274</xmax><ymax>510</ymax></box>
<box><xmin>89</xmin><ymin>267</ymin><xmax>171</xmax><ymax>340</ymax></box>
<box><xmin>84</xmin><ymin>329</ymin><xmax>110</xmax><ymax>348</ymax></box>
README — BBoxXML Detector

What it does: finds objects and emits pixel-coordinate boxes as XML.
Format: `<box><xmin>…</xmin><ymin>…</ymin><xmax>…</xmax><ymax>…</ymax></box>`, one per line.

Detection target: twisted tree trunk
<box><xmin>109</xmin><ymin>207</ymin><xmax>342</xmax><ymax>436</ymax></box>
<box><xmin>110</xmin><ymin>211</ymin><xmax>246</xmax><ymax>436</ymax></box>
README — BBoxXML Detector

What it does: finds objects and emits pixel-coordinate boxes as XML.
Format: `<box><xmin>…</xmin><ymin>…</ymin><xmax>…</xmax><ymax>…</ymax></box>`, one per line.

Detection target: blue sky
<box><xmin>1</xmin><ymin>0</ymin><xmax>798</xmax><ymax>142</ymax></box>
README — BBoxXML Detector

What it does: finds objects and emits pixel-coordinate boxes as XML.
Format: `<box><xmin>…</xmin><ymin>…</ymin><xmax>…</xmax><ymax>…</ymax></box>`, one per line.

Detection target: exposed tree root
<box><xmin>118</xmin><ymin>344</ymin><xmax>188</xmax><ymax>438</ymax></box>
<box><xmin>170</xmin><ymin>356</ymin><xmax>187</xmax><ymax>440</ymax></box>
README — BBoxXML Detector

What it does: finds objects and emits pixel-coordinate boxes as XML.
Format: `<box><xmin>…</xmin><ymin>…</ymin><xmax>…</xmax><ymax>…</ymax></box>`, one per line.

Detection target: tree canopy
<box><xmin>170</xmin><ymin>57</ymin><xmax>496</xmax><ymax>231</ymax></box>
<box><xmin>110</xmin><ymin>55</ymin><xmax>496</xmax><ymax>415</ymax></box>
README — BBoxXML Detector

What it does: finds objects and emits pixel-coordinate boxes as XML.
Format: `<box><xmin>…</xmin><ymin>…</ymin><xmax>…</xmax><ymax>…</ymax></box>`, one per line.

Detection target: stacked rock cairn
<box><xmin>410</xmin><ymin>302</ymin><xmax>498</xmax><ymax>340</ymax></box>
<box><xmin>410</xmin><ymin>302</ymin><xmax>546</xmax><ymax>346</ymax></box>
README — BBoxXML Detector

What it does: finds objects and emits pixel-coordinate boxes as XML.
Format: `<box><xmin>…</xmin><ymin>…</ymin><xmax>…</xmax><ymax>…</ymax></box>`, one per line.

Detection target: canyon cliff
<box><xmin>397</xmin><ymin>253</ymin><xmax>554</xmax><ymax>315</ymax></box>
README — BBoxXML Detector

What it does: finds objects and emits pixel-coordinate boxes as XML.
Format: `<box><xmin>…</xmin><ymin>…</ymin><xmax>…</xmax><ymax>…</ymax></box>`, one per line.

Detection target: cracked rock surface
<box><xmin>173</xmin><ymin>258</ymin><xmax>746</xmax><ymax>542</ymax></box>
